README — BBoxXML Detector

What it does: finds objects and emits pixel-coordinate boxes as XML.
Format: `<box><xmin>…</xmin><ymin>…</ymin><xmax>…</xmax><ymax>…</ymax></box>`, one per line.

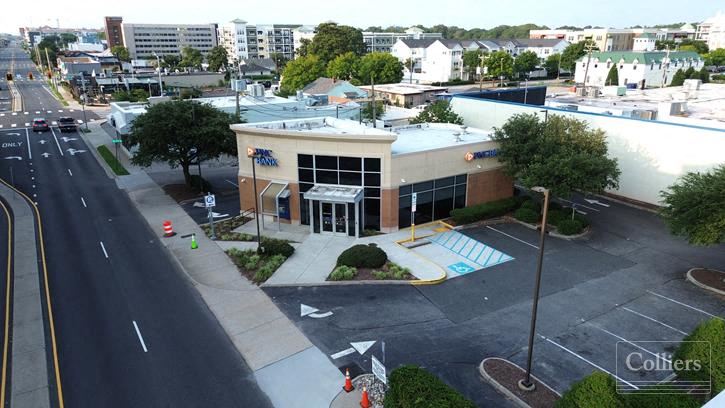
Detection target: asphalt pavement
<box><xmin>0</xmin><ymin>43</ymin><xmax>272</xmax><ymax>407</ymax></box>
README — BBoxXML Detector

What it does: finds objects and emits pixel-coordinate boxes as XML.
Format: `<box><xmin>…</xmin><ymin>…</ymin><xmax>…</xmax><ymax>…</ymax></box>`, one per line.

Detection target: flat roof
<box><xmin>359</xmin><ymin>83</ymin><xmax>448</xmax><ymax>95</ymax></box>
<box><xmin>237</xmin><ymin>117</ymin><xmax>493</xmax><ymax>155</ymax></box>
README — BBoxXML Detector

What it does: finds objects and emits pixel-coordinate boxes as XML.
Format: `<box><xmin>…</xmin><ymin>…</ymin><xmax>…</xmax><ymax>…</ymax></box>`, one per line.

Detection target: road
<box><xmin>0</xmin><ymin>43</ymin><xmax>272</xmax><ymax>407</ymax></box>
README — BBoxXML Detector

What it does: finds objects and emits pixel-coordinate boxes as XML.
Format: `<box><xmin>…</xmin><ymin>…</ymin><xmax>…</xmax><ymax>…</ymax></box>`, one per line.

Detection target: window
<box><xmin>399</xmin><ymin>174</ymin><xmax>467</xmax><ymax>228</ymax></box>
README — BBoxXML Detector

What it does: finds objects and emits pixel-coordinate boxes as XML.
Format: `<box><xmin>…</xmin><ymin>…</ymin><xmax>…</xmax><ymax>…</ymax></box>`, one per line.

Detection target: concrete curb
<box><xmin>686</xmin><ymin>268</ymin><xmax>725</xmax><ymax>296</ymax></box>
<box><xmin>501</xmin><ymin>216</ymin><xmax>591</xmax><ymax>240</ymax></box>
<box><xmin>261</xmin><ymin>279</ymin><xmax>413</xmax><ymax>288</ymax></box>
<box><xmin>478</xmin><ymin>357</ymin><xmax>561</xmax><ymax>408</ymax></box>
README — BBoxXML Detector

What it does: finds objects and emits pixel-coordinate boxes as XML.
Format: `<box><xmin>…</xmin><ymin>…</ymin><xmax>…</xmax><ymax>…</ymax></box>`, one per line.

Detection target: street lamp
<box><xmin>247</xmin><ymin>147</ymin><xmax>263</xmax><ymax>254</ymax></box>
<box><xmin>152</xmin><ymin>52</ymin><xmax>163</xmax><ymax>95</ymax></box>
<box><xmin>518</xmin><ymin>186</ymin><xmax>551</xmax><ymax>392</ymax></box>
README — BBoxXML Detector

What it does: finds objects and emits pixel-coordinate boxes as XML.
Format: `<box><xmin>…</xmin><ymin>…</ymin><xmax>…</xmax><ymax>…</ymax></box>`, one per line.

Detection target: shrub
<box><xmin>556</xmin><ymin>371</ymin><xmax>621</xmax><ymax>408</ymax></box>
<box><xmin>372</xmin><ymin>270</ymin><xmax>388</xmax><ymax>280</ymax></box>
<box><xmin>514</xmin><ymin>207</ymin><xmax>540</xmax><ymax>224</ymax></box>
<box><xmin>254</xmin><ymin>254</ymin><xmax>286</xmax><ymax>282</ymax></box>
<box><xmin>388</xmin><ymin>263</ymin><xmax>411</xmax><ymax>280</ymax></box>
<box><xmin>573</xmin><ymin>213</ymin><xmax>590</xmax><ymax>228</ymax></box>
<box><xmin>622</xmin><ymin>391</ymin><xmax>700</xmax><ymax>408</ymax></box>
<box><xmin>548</xmin><ymin>201</ymin><xmax>563</xmax><ymax>211</ymax></box>
<box><xmin>520</xmin><ymin>199</ymin><xmax>541</xmax><ymax>213</ymax></box>
<box><xmin>450</xmin><ymin>197</ymin><xmax>519</xmax><ymax>224</ymax></box>
<box><xmin>336</xmin><ymin>244</ymin><xmax>387</xmax><ymax>268</ymax></box>
<box><xmin>385</xmin><ymin>365</ymin><xmax>476</xmax><ymax>408</ymax></box>
<box><xmin>244</xmin><ymin>254</ymin><xmax>261</xmax><ymax>270</ymax></box>
<box><xmin>547</xmin><ymin>209</ymin><xmax>567</xmax><ymax>226</ymax></box>
<box><xmin>673</xmin><ymin>318</ymin><xmax>725</xmax><ymax>398</ymax></box>
<box><xmin>261</xmin><ymin>238</ymin><xmax>295</xmax><ymax>258</ymax></box>
<box><xmin>557</xmin><ymin>219</ymin><xmax>584</xmax><ymax>235</ymax></box>
<box><xmin>329</xmin><ymin>265</ymin><xmax>357</xmax><ymax>281</ymax></box>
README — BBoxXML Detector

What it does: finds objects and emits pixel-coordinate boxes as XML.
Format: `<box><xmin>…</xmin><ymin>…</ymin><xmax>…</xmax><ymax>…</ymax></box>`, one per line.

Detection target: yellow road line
<box><xmin>0</xmin><ymin>199</ymin><xmax>11</xmax><ymax>405</ymax></box>
<box><xmin>0</xmin><ymin>180</ymin><xmax>64</xmax><ymax>407</ymax></box>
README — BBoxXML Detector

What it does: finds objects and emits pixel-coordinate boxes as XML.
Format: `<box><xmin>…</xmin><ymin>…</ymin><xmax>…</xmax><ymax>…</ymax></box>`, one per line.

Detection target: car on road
<box><xmin>57</xmin><ymin>117</ymin><xmax>77</xmax><ymax>132</ymax></box>
<box><xmin>32</xmin><ymin>118</ymin><xmax>49</xmax><ymax>132</ymax></box>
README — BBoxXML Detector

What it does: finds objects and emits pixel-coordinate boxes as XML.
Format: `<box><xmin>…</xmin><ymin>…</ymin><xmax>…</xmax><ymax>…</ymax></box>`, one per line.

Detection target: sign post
<box><xmin>205</xmin><ymin>193</ymin><xmax>216</xmax><ymax>240</ymax></box>
<box><xmin>112</xmin><ymin>137</ymin><xmax>122</xmax><ymax>167</ymax></box>
<box><xmin>372</xmin><ymin>355</ymin><xmax>387</xmax><ymax>385</ymax></box>
<box><xmin>410</xmin><ymin>192</ymin><xmax>417</xmax><ymax>242</ymax></box>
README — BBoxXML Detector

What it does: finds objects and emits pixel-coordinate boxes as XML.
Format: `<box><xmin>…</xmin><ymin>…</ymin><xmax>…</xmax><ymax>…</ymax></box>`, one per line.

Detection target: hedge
<box><xmin>547</xmin><ymin>209</ymin><xmax>567</xmax><ymax>226</ymax></box>
<box><xmin>514</xmin><ymin>207</ymin><xmax>540</xmax><ymax>223</ymax></box>
<box><xmin>673</xmin><ymin>318</ymin><xmax>725</xmax><ymax>398</ymax></box>
<box><xmin>520</xmin><ymin>199</ymin><xmax>541</xmax><ymax>213</ymax></box>
<box><xmin>261</xmin><ymin>238</ymin><xmax>295</xmax><ymax>257</ymax></box>
<box><xmin>450</xmin><ymin>197</ymin><xmax>519</xmax><ymax>224</ymax></box>
<box><xmin>336</xmin><ymin>244</ymin><xmax>387</xmax><ymax>268</ymax></box>
<box><xmin>384</xmin><ymin>365</ymin><xmax>476</xmax><ymax>408</ymax></box>
<box><xmin>557</xmin><ymin>219</ymin><xmax>584</xmax><ymax>235</ymax></box>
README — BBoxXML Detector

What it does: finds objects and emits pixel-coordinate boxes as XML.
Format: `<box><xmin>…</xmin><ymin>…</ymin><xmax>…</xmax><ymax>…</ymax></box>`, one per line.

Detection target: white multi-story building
<box><xmin>632</xmin><ymin>33</ymin><xmax>657</xmax><ymax>51</ymax></box>
<box><xmin>218</xmin><ymin>19</ymin><xmax>299</xmax><ymax>63</ymax></box>
<box><xmin>513</xmin><ymin>38</ymin><xmax>570</xmax><ymax>59</ymax></box>
<box><xmin>531</xmin><ymin>25</ymin><xmax>697</xmax><ymax>51</ymax></box>
<box><xmin>120</xmin><ymin>23</ymin><xmax>218</xmax><ymax>59</ymax></box>
<box><xmin>292</xmin><ymin>25</ymin><xmax>316</xmax><ymax>57</ymax></box>
<box><xmin>392</xmin><ymin>39</ymin><xmax>463</xmax><ymax>83</ymax></box>
<box><xmin>574</xmin><ymin>51</ymin><xmax>704</xmax><ymax>88</ymax></box>
<box><xmin>696</xmin><ymin>11</ymin><xmax>725</xmax><ymax>51</ymax></box>
<box><xmin>363</xmin><ymin>27</ymin><xmax>442</xmax><ymax>53</ymax></box>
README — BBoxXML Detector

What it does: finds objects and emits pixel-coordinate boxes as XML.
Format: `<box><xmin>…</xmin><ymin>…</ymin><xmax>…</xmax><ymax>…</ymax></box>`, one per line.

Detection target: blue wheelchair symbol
<box><xmin>447</xmin><ymin>262</ymin><xmax>475</xmax><ymax>275</ymax></box>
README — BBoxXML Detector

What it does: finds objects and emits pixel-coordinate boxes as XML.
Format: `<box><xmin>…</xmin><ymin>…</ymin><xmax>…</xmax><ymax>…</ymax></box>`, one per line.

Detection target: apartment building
<box><xmin>574</xmin><ymin>51</ymin><xmax>704</xmax><ymax>88</ymax></box>
<box><xmin>363</xmin><ymin>27</ymin><xmax>442</xmax><ymax>53</ymax></box>
<box><xmin>292</xmin><ymin>25</ymin><xmax>316</xmax><ymax>56</ymax></box>
<box><xmin>20</xmin><ymin>26</ymin><xmax>103</xmax><ymax>48</ymax></box>
<box><xmin>530</xmin><ymin>25</ymin><xmax>696</xmax><ymax>51</ymax></box>
<box><xmin>120</xmin><ymin>22</ymin><xmax>218</xmax><ymax>59</ymax></box>
<box><xmin>696</xmin><ymin>11</ymin><xmax>725</xmax><ymax>51</ymax></box>
<box><xmin>104</xmin><ymin>17</ymin><xmax>124</xmax><ymax>49</ymax></box>
<box><xmin>218</xmin><ymin>19</ymin><xmax>299</xmax><ymax>63</ymax></box>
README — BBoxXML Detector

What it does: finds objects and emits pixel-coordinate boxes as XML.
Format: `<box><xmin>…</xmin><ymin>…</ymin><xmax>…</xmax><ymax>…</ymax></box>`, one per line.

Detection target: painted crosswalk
<box><xmin>430</xmin><ymin>230</ymin><xmax>514</xmax><ymax>270</ymax></box>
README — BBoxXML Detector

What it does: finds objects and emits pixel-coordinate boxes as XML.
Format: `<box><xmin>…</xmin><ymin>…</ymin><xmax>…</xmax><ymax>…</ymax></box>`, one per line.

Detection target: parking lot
<box><xmin>264</xmin><ymin>194</ymin><xmax>724</xmax><ymax>406</ymax></box>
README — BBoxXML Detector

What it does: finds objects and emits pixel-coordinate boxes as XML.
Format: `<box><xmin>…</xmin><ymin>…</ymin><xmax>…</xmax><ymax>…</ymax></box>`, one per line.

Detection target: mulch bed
<box><xmin>483</xmin><ymin>358</ymin><xmax>560</xmax><ymax>408</ymax></box>
<box><xmin>162</xmin><ymin>183</ymin><xmax>203</xmax><ymax>203</ymax></box>
<box><xmin>690</xmin><ymin>268</ymin><xmax>725</xmax><ymax>292</ymax></box>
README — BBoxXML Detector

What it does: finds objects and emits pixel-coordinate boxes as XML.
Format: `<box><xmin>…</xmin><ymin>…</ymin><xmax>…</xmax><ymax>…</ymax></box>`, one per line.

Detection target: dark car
<box><xmin>32</xmin><ymin>118</ymin><xmax>49</xmax><ymax>132</ymax></box>
<box><xmin>57</xmin><ymin>117</ymin><xmax>77</xmax><ymax>132</ymax></box>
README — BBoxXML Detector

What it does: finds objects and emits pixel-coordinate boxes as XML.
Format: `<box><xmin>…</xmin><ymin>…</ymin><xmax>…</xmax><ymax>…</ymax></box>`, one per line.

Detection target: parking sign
<box><xmin>204</xmin><ymin>194</ymin><xmax>216</xmax><ymax>208</ymax></box>
<box><xmin>411</xmin><ymin>192</ymin><xmax>417</xmax><ymax>213</ymax></box>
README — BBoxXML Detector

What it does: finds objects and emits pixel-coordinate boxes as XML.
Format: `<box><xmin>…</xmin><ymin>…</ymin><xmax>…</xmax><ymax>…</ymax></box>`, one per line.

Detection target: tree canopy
<box><xmin>706</xmin><ymin>49</ymin><xmax>725</xmax><ymax>67</ymax></box>
<box><xmin>206</xmin><ymin>46</ymin><xmax>228</xmax><ymax>72</ymax></box>
<box><xmin>605</xmin><ymin>65</ymin><xmax>619</xmax><ymax>86</ymax></box>
<box><xmin>111</xmin><ymin>45</ymin><xmax>130</xmax><ymax>62</ymax></box>
<box><xmin>295</xmin><ymin>38</ymin><xmax>311</xmax><ymax>57</ymax></box>
<box><xmin>361</xmin><ymin>101</ymin><xmax>384</xmax><ymax>122</ymax></box>
<box><xmin>307</xmin><ymin>23</ymin><xmax>366</xmax><ymax>65</ymax></box>
<box><xmin>326</xmin><ymin>52</ymin><xmax>359</xmax><ymax>80</ymax></box>
<box><xmin>514</xmin><ymin>51</ymin><xmax>539</xmax><ymax>78</ymax></box>
<box><xmin>410</xmin><ymin>100</ymin><xmax>463</xmax><ymax>125</ymax></box>
<box><xmin>462</xmin><ymin>50</ymin><xmax>484</xmax><ymax>77</ymax></box>
<box><xmin>416</xmin><ymin>23</ymin><xmax>548</xmax><ymax>40</ymax></box>
<box><xmin>161</xmin><ymin>54</ymin><xmax>181</xmax><ymax>70</ymax></box>
<box><xmin>179</xmin><ymin>46</ymin><xmax>203</xmax><ymax>69</ymax></box>
<box><xmin>279</xmin><ymin>54</ymin><xmax>326</xmax><ymax>95</ymax></box>
<box><xmin>128</xmin><ymin>100</ymin><xmax>238</xmax><ymax>185</ymax></box>
<box><xmin>660</xmin><ymin>165</ymin><xmax>725</xmax><ymax>245</ymax></box>
<box><xmin>59</xmin><ymin>33</ymin><xmax>78</xmax><ymax>47</ymax></box>
<box><xmin>670</xmin><ymin>69</ymin><xmax>687</xmax><ymax>86</ymax></box>
<box><xmin>485</xmin><ymin>51</ymin><xmax>514</xmax><ymax>80</ymax></box>
<box><xmin>560</xmin><ymin>40</ymin><xmax>598</xmax><ymax>73</ymax></box>
<box><xmin>544</xmin><ymin>54</ymin><xmax>560</xmax><ymax>77</ymax></box>
<box><xmin>492</xmin><ymin>113</ymin><xmax>620</xmax><ymax>198</ymax></box>
<box><xmin>356</xmin><ymin>52</ymin><xmax>403</xmax><ymax>85</ymax></box>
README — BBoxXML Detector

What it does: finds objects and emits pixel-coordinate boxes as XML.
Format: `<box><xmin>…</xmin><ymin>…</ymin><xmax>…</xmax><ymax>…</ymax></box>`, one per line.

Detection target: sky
<box><xmin>1</xmin><ymin>0</ymin><xmax>721</xmax><ymax>35</ymax></box>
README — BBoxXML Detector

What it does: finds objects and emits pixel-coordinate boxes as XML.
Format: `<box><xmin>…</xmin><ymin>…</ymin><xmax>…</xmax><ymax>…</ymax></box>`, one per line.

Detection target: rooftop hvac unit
<box><xmin>683</xmin><ymin>79</ymin><xmax>701</xmax><ymax>91</ymax></box>
<box><xmin>232</xmin><ymin>79</ymin><xmax>246</xmax><ymax>92</ymax></box>
<box><xmin>249</xmin><ymin>84</ymin><xmax>265</xmax><ymax>97</ymax></box>
<box><xmin>586</xmin><ymin>86</ymin><xmax>600</xmax><ymax>98</ymax></box>
<box><xmin>631</xmin><ymin>109</ymin><xmax>657</xmax><ymax>120</ymax></box>
<box><xmin>575</xmin><ymin>86</ymin><xmax>586</xmax><ymax>97</ymax></box>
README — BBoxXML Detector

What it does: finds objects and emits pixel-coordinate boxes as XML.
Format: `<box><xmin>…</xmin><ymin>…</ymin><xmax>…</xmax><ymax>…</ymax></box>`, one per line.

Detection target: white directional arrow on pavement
<box><xmin>66</xmin><ymin>148</ymin><xmax>87</xmax><ymax>156</ymax></box>
<box><xmin>584</xmin><ymin>198</ymin><xmax>610</xmax><ymax>208</ymax></box>
<box><xmin>193</xmin><ymin>202</ymin><xmax>205</xmax><ymax>208</ymax></box>
<box><xmin>41</xmin><ymin>152</ymin><xmax>51</xmax><ymax>158</ymax></box>
<box><xmin>6</xmin><ymin>133</ymin><xmax>20</xmax><ymax>136</ymax></box>
<box><xmin>330</xmin><ymin>340</ymin><xmax>377</xmax><ymax>360</ymax></box>
<box><xmin>3</xmin><ymin>156</ymin><xmax>22</xmax><ymax>160</ymax></box>
<box><xmin>38</xmin><ymin>140</ymin><xmax>47</xmax><ymax>144</ymax></box>
<box><xmin>212</xmin><ymin>212</ymin><xmax>229</xmax><ymax>218</ymax></box>
<box><xmin>61</xmin><ymin>136</ymin><xmax>77</xmax><ymax>142</ymax></box>
<box><xmin>300</xmin><ymin>303</ymin><xmax>334</xmax><ymax>319</ymax></box>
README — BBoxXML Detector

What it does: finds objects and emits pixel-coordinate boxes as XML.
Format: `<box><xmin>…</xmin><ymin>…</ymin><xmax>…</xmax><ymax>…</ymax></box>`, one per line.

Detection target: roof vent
<box><xmin>460</xmin><ymin>125</ymin><xmax>468</xmax><ymax>134</ymax></box>
<box><xmin>453</xmin><ymin>131</ymin><xmax>462</xmax><ymax>142</ymax></box>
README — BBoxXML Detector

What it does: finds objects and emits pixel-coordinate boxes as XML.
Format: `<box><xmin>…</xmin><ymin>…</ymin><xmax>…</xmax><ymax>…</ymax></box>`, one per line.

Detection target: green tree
<box><xmin>462</xmin><ymin>50</ymin><xmax>484</xmax><ymax>80</ymax></box>
<box><xmin>307</xmin><ymin>22</ymin><xmax>366</xmax><ymax>65</ymax></box>
<box><xmin>491</xmin><ymin>113</ymin><xmax>620</xmax><ymax>198</ymax></box>
<box><xmin>111</xmin><ymin>45</ymin><xmax>130</xmax><ymax>62</ymax></box>
<box><xmin>59</xmin><ymin>33</ymin><xmax>78</xmax><ymax>48</ymax></box>
<box><xmin>513</xmin><ymin>50</ymin><xmax>539</xmax><ymax>78</ymax></box>
<box><xmin>356</xmin><ymin>52</ymin><xmax>403</xmax><ymax>85</ymax></box>
<box><xmin>485</xmin><ymin>51</ymin><xmax>514</xmax><ymax>81</ymax></box>
<box><xmin>670</xmin><ymin>69</ymin><xmax>686</xmax><ymax>86</ymax></box>
<box><xmin>605</xmin><ymin>65</ymin><xmax>619</xmax><ymax>85</ymax></box>
<box><xmin>706</xmin><ymin>48</ymin><xmax>725</xmax><ymax>66</ymax></box>
<box><xmin>326</xmin><ymin>52</ymin><xmax>360</xmax><ymax>80</ymax></box>
<box><xmin>544</xmin><ymin>54</ymin><xmax>561</xmax><ymax>78</ymax></box>
<box><xmin>295</xmin><ymin>38</ymin><xmax>311</xmax><ymax>58</ymax></box>
<box><xmin>162</xmin><ymin>54</ymin><xmax>181</xmax><ymax>70</ymax></box>
<box><xmin>269</xmin><ymin>52</ymin><xmax>289</xmax><ymax>72</ymax></box>
<box><xmin>279</xmin><ymin>54</ymin><xmax>325</xmax><ymax>96</ymax></box>
<box><xmin>560</xmin><ymin>40</ymin><xmax>598</xmax><ymax>73</ymax></box>
<box><xmin>206</xmin><ymin>46</ymin><xmax>228</xmax><ymax>72</ymax></box>
<box><xmin>410</xmin><ymin>100</ymin><xmax>463</xmax><ymax>125</ymax></box>
<box><xmin>684</xmin><ymin>66</ymin><xmax>696</xmax><ymax>79</ymax></box>
<box><xmin>179</xmin><ymin>46</ymin><xmax>203</xmax><ymax>70</ymax></box>
<box><xmin>361</xmin><ymin>101</ymin><xmax>384</xmax><ymax>121</ymax></box>
<box><xmin>677</xmin><ymin>39</ymin><xmax>709</xmax><ymax>55</ymax></box>
<box><xmin>660</xmin><ymin>165</ymin><xmax>725</xmax><ymax>245</ymax></box>
<box><xmin>128</xmin><ymin>100</ymin><xmax>238</xmax><ymax>186</ymax></box>
<box><xmin>36</xmin><ymin>36</ymin><xmax>60</xmax><ymax>67</ymax></box>
<box><xmin>699</xmin><ymin>67</ymin><xmax>710</xmax><ymax>83</ymax></box>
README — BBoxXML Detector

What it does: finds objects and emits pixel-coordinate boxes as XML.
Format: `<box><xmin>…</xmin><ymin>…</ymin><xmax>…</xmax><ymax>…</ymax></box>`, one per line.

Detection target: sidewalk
<box><xmin>79</xmin><ymin>126</ymin><xmax>343</xmax><ymax>407</ymax></box>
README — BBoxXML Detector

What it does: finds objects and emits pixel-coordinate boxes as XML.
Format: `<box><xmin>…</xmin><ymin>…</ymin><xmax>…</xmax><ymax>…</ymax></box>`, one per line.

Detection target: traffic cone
<box><xmin>163</xmin><ymin>220</ymin><xmax>176</xmax><ymax>237</ymax></box>
<box><xmin>191</xmin><ymin>234</ymin><xmax>198</xmax><ymax>249</ymax></box>
<box><xmin>360</xmin><ymin>386</ymin><xmax>370</xmax><ymax>408</ymax></box>
<box><xmin>343</xmin><ymin>368</ymin><xmax>354</xmax><ymax>392</ymax></box>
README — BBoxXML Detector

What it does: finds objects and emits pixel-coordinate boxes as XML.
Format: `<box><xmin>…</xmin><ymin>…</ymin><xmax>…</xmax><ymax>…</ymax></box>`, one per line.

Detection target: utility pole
<box><xmin>557</xmin><ymin>54</ymin><xmax>561</xmax><ymax>81</ymax></box>
<box><xmin>35</xmin><ymin>46</ymin><xmax>43</xmax><ymax>75</ymax></box>
<box><xmin>80</xmin><ymin>75</ymin><xmax>89</xmax><ymax>130</ymax></box>
<box><xmin>370</xmin><ymin>73</ymin><xmax>376</xmax><ymax>128</ymax></box>
<box><xmin>660</xmin><ymin>46</ymin><xmax>671</xmax><ymax>88</ymax></box>
<box><xmin>235</xmin><ymin>63</ymin><xmax>240</xmax><ymax>120</ymax></box>
<box><xmin>582</xmin><ymin>41</ymin><xmax>595</xmax><ymax>87</ymax></box>
<box><xmin>479</xmin><ymin>53</ymin><xmax>486</xmax><ymax>92</ymax></box>
<box><xmin>44</xmin><ymin>47</ymin><xmax>54</xmax><ymax>88</ymax></box>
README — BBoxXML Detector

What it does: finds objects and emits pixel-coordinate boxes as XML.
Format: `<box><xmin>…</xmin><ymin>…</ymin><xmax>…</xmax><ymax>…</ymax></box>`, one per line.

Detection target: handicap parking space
<box><xmin>418</xmin><ymin>229</ymin><xmax>514</xmax><ymax>278</ymax></box>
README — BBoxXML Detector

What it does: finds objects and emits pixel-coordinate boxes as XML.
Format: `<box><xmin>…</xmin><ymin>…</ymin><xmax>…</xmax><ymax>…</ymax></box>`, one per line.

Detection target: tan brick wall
<box><xmin>380</xmin><ymin>188</ymin><xmax>398</xmax><ymax>232</ymax></box>
<box><xmin>288</xmin><ymin>183</ymin><xmax>300</xmax><ymax>224</ymax></box>
<box><xmin>238</xmin><ymin>176</ymin><xmax>270</xmax><ymax>215</ymax></box>
<box><xmin>466</xmin><ymin>169</ymin><xmax>514</xmax><ymax>206</ymax></box>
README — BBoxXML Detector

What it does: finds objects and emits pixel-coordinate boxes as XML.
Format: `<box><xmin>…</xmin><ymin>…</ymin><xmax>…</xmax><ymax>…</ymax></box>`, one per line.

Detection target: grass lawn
<box><xmin>97</xmin><ymin>145</ymin><xmax>130</xmax><ymax>175</ymax></box>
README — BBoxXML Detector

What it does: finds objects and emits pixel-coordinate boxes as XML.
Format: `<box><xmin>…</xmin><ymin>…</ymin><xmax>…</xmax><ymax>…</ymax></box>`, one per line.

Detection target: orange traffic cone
<box><xmin>343</xmin><ymin>368</ymin><xmax>354</xmax><ymax>392</ymax></box>
<box><xmin>360</xmin><ymin>386</ymin><xmax>370</xmax><ymax>408</ymax></box>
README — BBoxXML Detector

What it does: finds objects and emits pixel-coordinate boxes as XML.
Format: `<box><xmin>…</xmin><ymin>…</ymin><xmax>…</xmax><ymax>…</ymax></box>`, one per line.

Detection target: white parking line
<box><xmin>622</xmin><ymin>307</ymin><xmax>688</xmax><ymax>335</ymax></box>
<box><xmin>558</xmin><ymin>198</ymin><xmax>600</xmax><ymax>212</ymax></box>
<box><xmin>25</xmin><ymin>128</ymin><xmax>31</xmax><ymax>160</ymax></box>
<box><xmin>539</xmin><ymin>334</ymin><xmax>639</xmax><ymax>390</ymax></box>
<box><xmin>10</xmin><ymin>124</ymin><xmax>16</xmax><ymax>128</ymax></box>
<box><xmin>50</xmin><ymin>127</ymin><xmax>64</xmax><ymax>156</ymax></box>
<box><xmin>132</xmin><ymin>321</ymin><xmax>149</xmax><ymax>353</ymax></box>
<box><xmin>486</xmin><ymin>226</ymin><xmax>538</xmax><ymax>249</ymax></box>
<box><xmin>67</xmin><ymin>169</ymin><xmax>72</xmax><ymax>176</ymax></box>
<box><xmin>594</xmin><ymin>325</ymin><xmax>670</xmax><ymax>364</ymax></box>
<box><xmin>99</xmin><ymin>241</ymin><xmax>109</xmax><ymax>258</ymax></box>
<box><xmin>224</xmin><ymin>179</ymin><xmax>238</xmax><ymax>188</ymax></box>
<box><xmin>80</xmin><ymin>197</ymin><xmax>87</xmax><ymax>208</ymax></box>
<box><xmin>647</xmin><ymin>291</ymin><xmax>724</xmax><ymax>321</ymax></box>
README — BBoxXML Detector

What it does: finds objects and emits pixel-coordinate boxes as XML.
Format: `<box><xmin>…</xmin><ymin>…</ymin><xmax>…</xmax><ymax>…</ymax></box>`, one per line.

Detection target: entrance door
<box><xmin>334</xmin><ymin>203</ymin><xmax>347</xmax><ymax>235</ymax></box>
<box><xmin>321</xmin><ymin>202</ymin><xmax>333</xmax><ymax>233</ymax></box>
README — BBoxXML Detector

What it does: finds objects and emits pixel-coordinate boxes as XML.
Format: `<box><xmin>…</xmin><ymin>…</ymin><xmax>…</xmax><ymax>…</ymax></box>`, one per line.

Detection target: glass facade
<box><xmin>398</xmin><ymin>175</ymin><xmax>467</xmax><ymax>228</ymax></box>
<box><xmin>298</xmin><ymin>154</ymin><xmax>382</xmax><ymax>232</ymax></box>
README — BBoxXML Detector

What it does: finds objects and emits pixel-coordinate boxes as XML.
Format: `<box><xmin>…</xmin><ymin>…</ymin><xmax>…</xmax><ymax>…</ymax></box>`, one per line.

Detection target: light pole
<box><xmin>247</xmin><ymin>147</ymin><xmax>263</xmax><ymax>253</ymax></box>
<box><xmin>80</xmin><ymin>75</ymin><xmax>89</xmax><ymax>130</ymax></box>
<box><xmin>153</xmin><ymin>52</ymin><xmax>163</xmax><ymax>95</ymax></box>
<box><xmin>518</xmin><ymin>186</ymin><xmax>550</xmax><ymax>391</ymax></box>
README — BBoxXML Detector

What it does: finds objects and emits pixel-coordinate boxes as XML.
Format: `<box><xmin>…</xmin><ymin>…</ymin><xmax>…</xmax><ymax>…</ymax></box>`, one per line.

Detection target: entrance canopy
<box><xmin>303</xmin><ymin>184</ymin><xmax>363</xmax><ymax>204</ymax></box>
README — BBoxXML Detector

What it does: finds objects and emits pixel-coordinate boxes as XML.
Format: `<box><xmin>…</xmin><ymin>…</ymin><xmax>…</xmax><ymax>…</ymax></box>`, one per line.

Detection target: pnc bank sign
<box><xmin>247</xmin><ymin>147</ymin><xmax>279</xmax><ymax>166</ymax></box>
<box><xmin>464</xmin><ymin>149</ymin><xmax>498</xmax><ymax>162</ymax></box>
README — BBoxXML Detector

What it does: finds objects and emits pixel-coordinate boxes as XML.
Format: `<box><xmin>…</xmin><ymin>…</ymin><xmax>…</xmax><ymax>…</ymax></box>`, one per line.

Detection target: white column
<box><xmin>308</xmin><ymin>199</ymin><xmax>314</xmax><ymax>234</ymax></box>
<box><xmin>354</xmin><ymin>201</ymin><xmax>360</xmax><ymax>238</ymax></box>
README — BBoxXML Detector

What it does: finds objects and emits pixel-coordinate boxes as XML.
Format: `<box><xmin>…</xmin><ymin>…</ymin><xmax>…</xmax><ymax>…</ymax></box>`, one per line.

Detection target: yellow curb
<box><xmin>391</xmin><ymin>220</ymin><xmax>453</xmax><ymax>285</ymax></box>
